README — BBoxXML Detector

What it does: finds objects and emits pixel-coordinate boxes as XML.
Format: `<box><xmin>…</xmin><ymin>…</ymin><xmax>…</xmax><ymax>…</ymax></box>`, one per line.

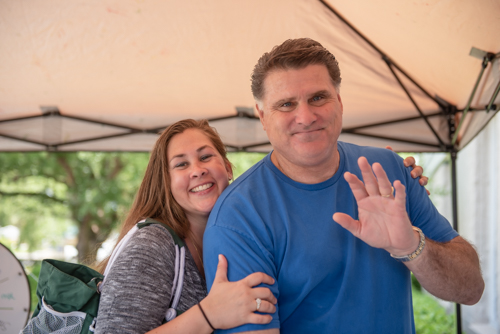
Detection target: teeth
<box><xmin>191</xmin><ymin>183</ymin><xmax>213</xmax><ymax>193</ymax></box>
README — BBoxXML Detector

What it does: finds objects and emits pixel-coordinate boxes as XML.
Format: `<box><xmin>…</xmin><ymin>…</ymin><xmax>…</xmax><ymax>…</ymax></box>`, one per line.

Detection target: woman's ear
<box><xmin>225</xmin><ymin>161</ymin><xmax>233</xmax><ymax>181</ymax></box>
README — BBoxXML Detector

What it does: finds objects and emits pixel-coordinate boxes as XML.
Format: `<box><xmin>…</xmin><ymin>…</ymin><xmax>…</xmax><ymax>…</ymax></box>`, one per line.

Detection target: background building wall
<box><xmin>457</xmin><ymin>113</ymin><xmax>500</xmax><ymax>334</ymax></box>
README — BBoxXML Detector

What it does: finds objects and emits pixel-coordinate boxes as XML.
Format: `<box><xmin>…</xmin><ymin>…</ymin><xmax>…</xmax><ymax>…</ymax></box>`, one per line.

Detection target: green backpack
<box><xmin>22</xmin><ymin>219</ymin><xmax>186</xmax><ymax>334</ymax></box>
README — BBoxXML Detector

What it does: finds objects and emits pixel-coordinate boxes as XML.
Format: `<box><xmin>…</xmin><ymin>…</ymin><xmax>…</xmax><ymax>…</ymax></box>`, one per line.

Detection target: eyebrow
<box><xmin>272</xmin><ymin>97</ymin><xmax>295</xmax><ymax>109</ymax></box>
<box><xmin>311</xmin><ymin>90</ymin><xmax>333</xmax><ymax>98</ymax></box>
<box><xmin>272</xmin><ymin>90</ymin><xmax>334</xmax><ymax>108</ymax></box>
<box><xmin>169</xmin><ymin>145</ymin><xmax>211</xmax><ymax>163</ymax></box>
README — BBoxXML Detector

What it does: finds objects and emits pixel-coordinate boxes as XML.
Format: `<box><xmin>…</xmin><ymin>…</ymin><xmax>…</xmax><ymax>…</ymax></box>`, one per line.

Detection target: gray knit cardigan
<box><xmin>95</xmin><ymin>224</ymin><xmax>207</xmax><ymax>334</ymax></box>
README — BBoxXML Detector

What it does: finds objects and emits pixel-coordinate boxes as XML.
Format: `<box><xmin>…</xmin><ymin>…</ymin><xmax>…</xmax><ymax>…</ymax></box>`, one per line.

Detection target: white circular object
<box><xmin>0</xmin><ymin>243</ymin><xmax>31</xmax><ymax>334</ymax></box>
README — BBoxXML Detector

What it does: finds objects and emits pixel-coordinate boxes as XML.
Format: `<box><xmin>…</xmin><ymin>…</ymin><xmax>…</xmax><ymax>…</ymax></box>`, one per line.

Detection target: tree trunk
<box><xmin>76</xmin><ymin>214</ymin><xmax>99</xmax><ymax>264</ymax></box>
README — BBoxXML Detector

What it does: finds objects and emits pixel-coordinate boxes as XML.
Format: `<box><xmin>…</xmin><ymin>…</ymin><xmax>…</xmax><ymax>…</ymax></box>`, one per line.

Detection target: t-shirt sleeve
<box><xmin>95</xmin><ymin>225</ymin><xmax>177</xmax><ymax>334</ymax></box>
<box><xmin>203</xmin><ymin>202</ymin><xmax>280</xmax><ymax>333</ymax></box>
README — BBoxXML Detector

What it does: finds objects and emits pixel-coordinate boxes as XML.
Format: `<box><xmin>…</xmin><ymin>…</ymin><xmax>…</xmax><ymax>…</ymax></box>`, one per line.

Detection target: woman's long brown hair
<box><xmin>96</xmin><ymin>119</ymin><xmax>231</xmax><ymax>273</ymax></box>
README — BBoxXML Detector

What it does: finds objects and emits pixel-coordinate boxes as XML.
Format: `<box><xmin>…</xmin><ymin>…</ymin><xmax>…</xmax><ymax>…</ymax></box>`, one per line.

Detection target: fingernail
<box><xmin>218</xmin><ymin>254</ymin><xmax>222</xmax><ymax>261</ymax></box>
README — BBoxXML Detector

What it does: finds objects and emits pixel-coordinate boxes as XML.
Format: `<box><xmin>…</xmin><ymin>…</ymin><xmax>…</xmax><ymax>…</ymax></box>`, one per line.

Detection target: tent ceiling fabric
<box><xmin>0</xmin><ymin>0</ymin><xmax>499</xmax><ymax>152</ymax></box>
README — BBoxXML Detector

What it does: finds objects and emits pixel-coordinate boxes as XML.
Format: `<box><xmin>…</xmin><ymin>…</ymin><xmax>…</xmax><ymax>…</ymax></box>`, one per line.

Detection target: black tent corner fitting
<box><xmin>452</xmin><ymin>47</ymin><xmax>500</xmax><ymax>145</ymax></box>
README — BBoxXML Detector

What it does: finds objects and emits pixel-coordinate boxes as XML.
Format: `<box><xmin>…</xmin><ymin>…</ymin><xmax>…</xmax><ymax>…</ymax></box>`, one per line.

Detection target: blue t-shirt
<box><xmin>203</xmin><ymin>142</ymin><xmax>458</xmax><ymax>333</ymax></box>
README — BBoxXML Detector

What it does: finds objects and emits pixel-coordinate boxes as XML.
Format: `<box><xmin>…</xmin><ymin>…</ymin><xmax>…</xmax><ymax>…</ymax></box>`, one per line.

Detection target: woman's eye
<box><xmin>201</xmin><ymin>154</ymin><xmax>213</xmax><ymax>161</ymax></box>
<box><xmin>174</xmin><ymin>162</ymin><xmax>187</xmax><ymax>168</ymax></box>
<box><xmin>282</xmin><ymin>102</ymin><xmax>292</xmax><ymax>107</ymax></box>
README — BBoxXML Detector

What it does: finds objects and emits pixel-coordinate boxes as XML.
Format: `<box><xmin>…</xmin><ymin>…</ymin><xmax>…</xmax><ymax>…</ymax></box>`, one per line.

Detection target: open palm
<box><xmin>333</xmin><ymin>157</ymin><xmax>418</xmax><ymax>256</ymax></box>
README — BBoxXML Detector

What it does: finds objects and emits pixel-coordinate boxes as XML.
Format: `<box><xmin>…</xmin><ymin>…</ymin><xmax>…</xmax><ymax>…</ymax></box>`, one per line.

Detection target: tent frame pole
<box><xmin>451</xmin><ymin>57</ymin><xmax>490</xmax><ymax>145</ymax></box>
<box><xmin>450</xmin><ymin>150</ymin><xmax>462</xmax><ymax>334</ymax></box>
<box><xmin>382</xmin><ymin>58</ymin><xmax>446</xmax><ymax>149</ymax></box>
<box><xmin>318</xmin><ymin>0</ymin><xmax>448</xmax><ymax>110</ymax></box>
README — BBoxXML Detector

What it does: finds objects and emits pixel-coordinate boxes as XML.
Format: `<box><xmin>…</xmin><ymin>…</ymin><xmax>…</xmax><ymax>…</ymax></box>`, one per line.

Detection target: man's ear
<box><xmin>256</xmin><ymin>102</ymin><xmax>266</xmax><ymax>131</ymax></box>
<box><xmin>338</xmin><ymin>94</ymin><xmax>343</xmax><ymax>115</ymax></box>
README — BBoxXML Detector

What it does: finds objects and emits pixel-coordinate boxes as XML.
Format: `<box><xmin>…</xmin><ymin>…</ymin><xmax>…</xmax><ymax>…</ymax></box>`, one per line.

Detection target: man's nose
<box><xmin>295</xmin><ymin>104</ymin><xmax>317</xmax><ymax>126</ymax></box>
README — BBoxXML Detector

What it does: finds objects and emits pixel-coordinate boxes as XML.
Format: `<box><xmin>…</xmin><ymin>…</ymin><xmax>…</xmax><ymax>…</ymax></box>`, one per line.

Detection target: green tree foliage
<box><xmin>0</xmin><ymin>152</ymin><xmax>149</xmax><ymax>263</ymax></box>
<box><xmin>24</xmin><ymin>260</ymin><xmax>42</xmax><ymax>312</ymax></box>
<box><xmin>228</xmin><ymin>152</ymin><xmax>266</xmax><ymax>179</ymax></box>
<box><xmin>0</xmin><ymin>151</ymin><xmax>261</xmax><ymax>264</ymax></box>
<box><xmin>413</xmin><ymin>289</ymin><xmax>456</xmax><ymax>334</ymax></box>
<box><xmin>0</xmin><ymin>194</ymin><xmax>69</xmax><ymax>253</ymax></box>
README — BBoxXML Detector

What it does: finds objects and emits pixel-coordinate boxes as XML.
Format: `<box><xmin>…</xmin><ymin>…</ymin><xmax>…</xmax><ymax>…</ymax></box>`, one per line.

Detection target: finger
<box><xmin>243</xmin><ymin>272</ymin><xmax>275</xmax><ymax>288</ymax></box>
<box><xmin>333</xmin><ymin>212</ymin><xmax>361</xmax><ymax>238</ymax></box>
<box><xmin>418</xmin><ymin>175</ymin><xmax>428</xmax><ymax>186</ymax></box>
<box><xmin>385</xmin><ymin>145</ymin><xmax>394</xmax><ymax>151</ymax></box>
<box><xmin>426</xmin><ymin>189</ymin><xmax>431</xmax><ymax>196</ymax></box>
<box><xmin>403</xmin><ymin>156</ymin><xmax>416</xmax><ymax>168</ymax></box>
<box><xmin>357</xmin><ymin>157</ymin><xmax>381</xmax><ymax>196</ymax></box>
<box><xmin>372</xmin><ymin>163</ymin><xmax>393</xmax><ymax>197</ymax></box>
<box><xmin>253</xmin><ymin>299</ymin><xmax>276</xmax><ymax>314</ymax></box>
<box><xmin>344</xmin><ymin>172</ymin><xmax>369</xmax><ymax>202</ymax></box>
<box><xmin>410</xmin><ymin>166</ymin><xmax>423</xmax><ymax>179</ymax></box>
<box><xmin>246</xmin><ymin>313</ymin><xmax>274</xmax><ymax>325</ymax></box>
<box><xmin>213</xmin><ymin>254</ymin><xmax>228</xmax><ymax>283</ymax></box>
<box><xmin>251</xmin><ymin>287</ymin><xmax>277</xmax><ymax>304</ymax></box>
<box><xmin>393</xmin><ymin>180</ymin><xmax>407</xmax><ymax>207</ymax></box>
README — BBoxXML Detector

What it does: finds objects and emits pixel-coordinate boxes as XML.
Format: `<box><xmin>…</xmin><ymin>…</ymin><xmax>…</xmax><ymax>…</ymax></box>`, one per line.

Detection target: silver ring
<box><xmin>256</xmin><ymin>298</ymin><xmax>262</xmax><ymax>311</ymax></box>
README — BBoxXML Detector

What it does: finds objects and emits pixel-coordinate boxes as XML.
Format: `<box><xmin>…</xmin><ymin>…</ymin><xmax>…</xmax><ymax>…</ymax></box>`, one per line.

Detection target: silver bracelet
<box><xmin>390</xmin><ymin>226</ymin><xmax>426</xmax><ymax>263</ymax></box>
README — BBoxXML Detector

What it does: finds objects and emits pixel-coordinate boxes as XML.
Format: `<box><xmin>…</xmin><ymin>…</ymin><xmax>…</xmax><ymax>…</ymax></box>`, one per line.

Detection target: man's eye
<box><xmin>278</xmin><ymin>102</ymin><xmax>295</xmax><ymax>111</ymax></box>
<box><xmin>311</xmin><ymin>96</ymin><xmax>323</xmax><ymax>102</ymax></box>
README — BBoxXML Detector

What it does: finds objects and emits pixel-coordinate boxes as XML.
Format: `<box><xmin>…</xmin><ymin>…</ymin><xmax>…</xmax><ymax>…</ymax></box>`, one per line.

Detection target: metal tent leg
<box><xmin>451</xmin><ymin>151</ymin><xmax>462</xmax><ymax>334</ymax></box>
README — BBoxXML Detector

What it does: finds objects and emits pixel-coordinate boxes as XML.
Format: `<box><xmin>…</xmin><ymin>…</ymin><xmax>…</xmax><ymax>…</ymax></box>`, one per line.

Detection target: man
<box><xmin>203</xmin><ymin>38</ymin><xmax>483</xmax><ymax>333</ymax></box>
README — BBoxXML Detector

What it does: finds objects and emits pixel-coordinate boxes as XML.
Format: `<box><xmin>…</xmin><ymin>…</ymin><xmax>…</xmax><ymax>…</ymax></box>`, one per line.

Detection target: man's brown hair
<box><xmin>251</xmin><ymin>38</ymin><xmax>341</xmax><ymax>101</ymax></box>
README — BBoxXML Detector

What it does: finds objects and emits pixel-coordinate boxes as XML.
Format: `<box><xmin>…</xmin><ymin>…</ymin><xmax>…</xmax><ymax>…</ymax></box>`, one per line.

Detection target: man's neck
<box><xmin>271</xmin><ymin>150</ymin><xmax>340</xmax><ymax>184</ymax></box>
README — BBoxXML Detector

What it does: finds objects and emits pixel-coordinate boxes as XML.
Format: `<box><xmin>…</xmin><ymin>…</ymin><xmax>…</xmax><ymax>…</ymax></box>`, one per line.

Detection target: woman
<box><xmin>95</xmin><ymin>119</ymin><xmax>276</xmax><ymax>333</ymax></box>
<box><xmin>95</xmin><ymin>119</ymin><xmax>426</xmax><ymax>333</ymax></box>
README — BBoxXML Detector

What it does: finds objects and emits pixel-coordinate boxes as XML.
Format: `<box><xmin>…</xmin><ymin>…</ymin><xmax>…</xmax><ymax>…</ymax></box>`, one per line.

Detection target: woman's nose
<box><xmin>190</xmin><ymin>163</ymin><xmax>207</xmax><ymax>178</ymax></box>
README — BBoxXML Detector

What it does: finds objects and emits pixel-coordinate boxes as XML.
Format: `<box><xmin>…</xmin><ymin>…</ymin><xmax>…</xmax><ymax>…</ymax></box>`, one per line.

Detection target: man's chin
<box><xmin>293</xmin><ymin>141</ymin><xmax>331</xmax><ymax>154</ymax></box>
<box><xmin>285</xmin><ymin>147</ymin><xmax>332</xmax><ymax>164</ymax></box>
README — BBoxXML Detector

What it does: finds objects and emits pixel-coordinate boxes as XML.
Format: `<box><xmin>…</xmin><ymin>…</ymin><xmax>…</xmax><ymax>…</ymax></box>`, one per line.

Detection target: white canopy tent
<box><xmin>1</xmin><ymin>1</ymin><xmax>499</xmax><ymax>333</ymax></box>
<box><xmin>0</xmin><ymin>0</ymin><xmax>498</xmax><ymax>153</ymax></box>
